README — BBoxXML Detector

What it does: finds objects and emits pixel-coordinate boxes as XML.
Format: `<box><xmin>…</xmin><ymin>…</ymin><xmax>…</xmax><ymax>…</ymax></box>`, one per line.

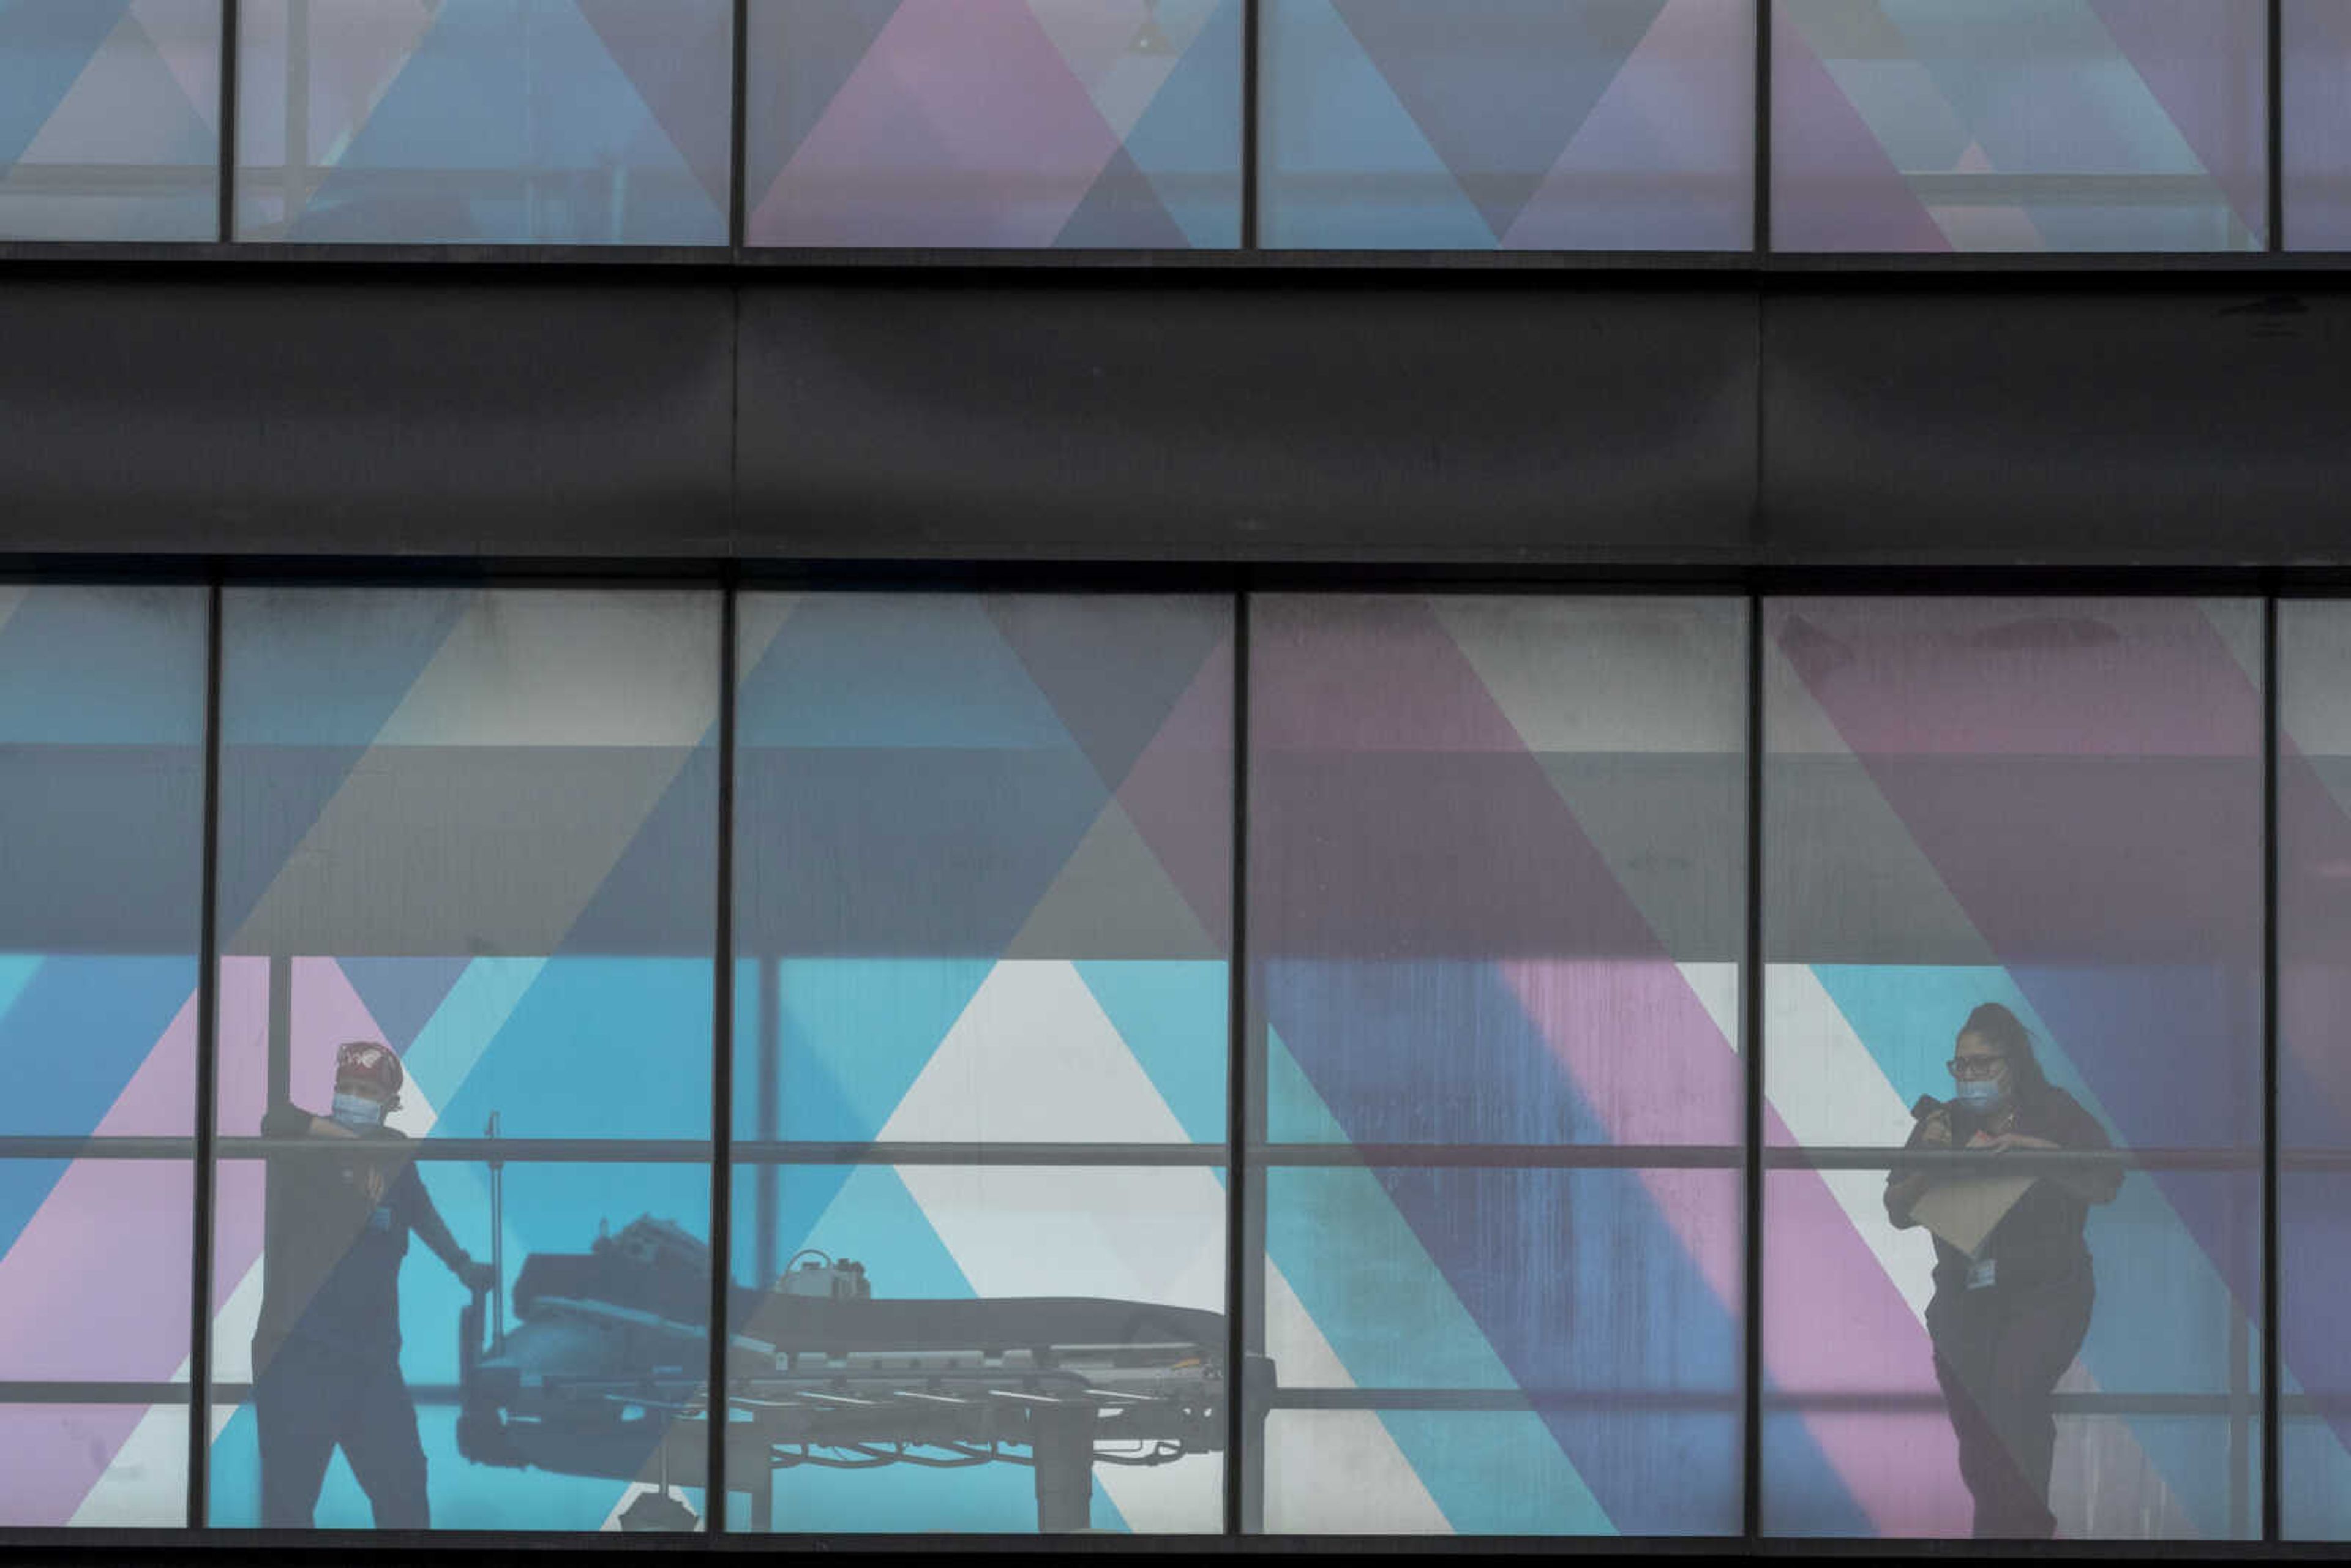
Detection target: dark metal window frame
<box><xmin>0</xmin><ymin>565</ymin><xmax>2330</xmax><ymax>1555</ymax></box>
<box><xmin>0</xmin><ymin>0</ymin><xmax>2340</xmax><ymax>269</ymax></box>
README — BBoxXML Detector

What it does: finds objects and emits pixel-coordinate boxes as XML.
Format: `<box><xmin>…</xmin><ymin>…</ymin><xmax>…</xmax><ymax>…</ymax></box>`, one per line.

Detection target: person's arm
<box><xmin>403</xmin><ymin>1167</ymin><xmax>497</xmax><ymax>1291</ymax></box>
<box><xmin>261</xmin><ymin>1100</ymin><xmax>353</xmax><ymax>1140</ymax></box>
<box><xmin>1884</xmin><ymin>1108</ymin><xmax>1949</xmax><ymax>1227</ymax></box>
<box><xmin>1974</xmin><ymin>1094</ymin><xmax>2123</xmax><ymax>1202</ymax></box>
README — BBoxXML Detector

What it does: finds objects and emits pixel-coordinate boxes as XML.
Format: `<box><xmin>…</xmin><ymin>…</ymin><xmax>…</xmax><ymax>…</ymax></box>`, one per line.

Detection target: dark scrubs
<box><xmin>251</xmin><ymin>1101</ymin><xmax>439</xmax><ymax>1528</ymax></box>
<box><xmin>1887</xmin><ymin>1087</ymin><xmax>2122</xmax><ymax>1539</ymax></box>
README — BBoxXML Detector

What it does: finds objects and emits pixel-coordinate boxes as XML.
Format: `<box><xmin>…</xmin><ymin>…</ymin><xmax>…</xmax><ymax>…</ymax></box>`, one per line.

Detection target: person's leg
<box><xmin>1982</xmin><ymin>1277</ymin><xmax>2096</xmax><ymax>1539</ymax></box>
<box><xmin>1930</xmin><ymin>1302</ymin><xmax>2011</xmax><ymax>1538</ymax></box>
<box><xmin>254</xmin><ymin>1340</ymin><xmax>342</xmax><ymax>1529</ymax></box>
<box><xmin>337</xmin><ymin>1355</ymin><xmax>432</xmax><ymax>1529</ymax></box>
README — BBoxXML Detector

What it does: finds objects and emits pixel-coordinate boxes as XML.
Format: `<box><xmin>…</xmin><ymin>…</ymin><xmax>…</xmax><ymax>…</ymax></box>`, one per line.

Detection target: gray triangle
<box><xmin>1761</xmin><ymin>753</ymin><xmax>1997</xmax><ymax>966</ymax></box>
<box><xmin>1536</xmin><ymin>752</ymin><xmax>1745</xmax><ymax>962</ymax></box>
<box><xmin>1005</xmin><ymin>799</ymin><xmax>1217</xmax><ymax>961</ymax></box>
<box><xmin>1056</xmin><ymin>141</ymin><xmax>1190</xmax><ymax>249</ymax></box>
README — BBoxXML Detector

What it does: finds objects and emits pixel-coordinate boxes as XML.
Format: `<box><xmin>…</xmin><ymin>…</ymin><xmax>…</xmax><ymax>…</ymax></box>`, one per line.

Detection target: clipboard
<box><xmin>1909</xmin><ymin>1173</ymin><xmax>2036</xmax><ymax>1258</ymax></box>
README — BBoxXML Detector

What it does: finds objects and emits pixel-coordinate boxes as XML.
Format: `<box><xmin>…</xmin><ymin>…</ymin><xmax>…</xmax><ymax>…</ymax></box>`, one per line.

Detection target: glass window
<box><xmin>0</xmin><ymin>0</ymin><xmax>221</xmax><ymax>240</ymax></box>
<box><xmin>234</xmin><ymin>0</ymin><xmax>732</xmax><ymax>244</ymax></box>
<box><xmin>2278</xmin><ymin>601</ymin><xmax>2351</xmax><ymax>1539</ymax></box>
<box><xmin>743</xmin><ymin>0</ymin><xmax>1243</xmax><ymax>248</ymax></box>
<box><xmin>0</xmin><ymin>585</ymin><xmax>208</xmax><ymax>1526</ymax></box>
<box><xmin>1259</xmin><ymin>0</ymin><xmax>1753</xmax><ymax>250</ymax></box>
<box><xmin>1761</xmin><ymin>598</ymin><xmax>2263</xmax><ymax>1539</ymax></box>
<box><xmin>2284</xmin><ymin>0</ymin><xmax>2351</xmax><ymax>250</ymax></box>
<box><xmin>727</xmin><ymin>592</ymin><xmax>1234</xmax><ymax>1533</ymax></box>
<box><xmin>1247</xmin><ymin>595</ymin><xmax>1747</xmax><ymax>1535</ymax></box>
<box><xmin>208</xmin><ymin>587</ymin><xmax>720</xmax><ymax>1531</ymax></box>
<box><xmin>1772</xmin><ymin>0</ymin><xmax>2265</xmax><ymax>252</ymax></box>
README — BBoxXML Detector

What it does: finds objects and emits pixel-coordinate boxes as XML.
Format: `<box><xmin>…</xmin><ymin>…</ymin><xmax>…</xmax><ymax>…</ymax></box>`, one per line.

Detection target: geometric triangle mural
<box><xmin>1260</xmin><ymin>0</ymin><xmax>1753</xmax><ymax>250</ymax></box>
<box><xmin>2283</xmin><ymin>0</ymin><xmax>2351</xmax><ymax>252</ymax></box>
<box><xmin>233</xmin><ymin>0</ymin><xmax>730</xmax><ymax>243</ymax></box>
<box><xmin>744</xmin><ymin>0</ymin><xmax>1243</xmax><ymax>247</ymax></box>
<box><xmin>0</xmin><ymin>0</ymin><xmax>222</xmax><ymax>240</ymax></box>
<box><xmin>1772</xmin><ymin>0</ymin><xmax>2266</xmax><ymax>252</ymax></box>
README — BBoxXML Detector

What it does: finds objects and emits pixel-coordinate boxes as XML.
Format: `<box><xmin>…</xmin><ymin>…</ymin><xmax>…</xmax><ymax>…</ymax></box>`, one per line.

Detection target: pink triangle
<box><xmin>759</xmin><ymin>0</ymin><xmax>1118</xmax><ymax>246</ymax></box>
<box><xmin>2089</xmin><ymin>0</ymin><xmax>2266</xmax><ymax>241</ymax></box>
<box><xmin>1770</xmin><ymin>11</ymin><xmax>1950</xmax><ymax>252</ymax></box>
<box><xmin>1505</xmin><ymin>0</ymin><xmax>1752</xmax><ymax>250</ymax></box>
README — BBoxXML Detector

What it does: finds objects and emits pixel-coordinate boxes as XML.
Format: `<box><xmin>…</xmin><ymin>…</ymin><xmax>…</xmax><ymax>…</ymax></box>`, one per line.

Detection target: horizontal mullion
<box><xmin>0</xmin><ymin>1382</ymin><xmax>2304</xmax><ymax>1419</ymax></box>
<box><xmin>1248</xmin><ymin>1144</ymin><xmax>2275</xmax><ymax>1172</ymax></box>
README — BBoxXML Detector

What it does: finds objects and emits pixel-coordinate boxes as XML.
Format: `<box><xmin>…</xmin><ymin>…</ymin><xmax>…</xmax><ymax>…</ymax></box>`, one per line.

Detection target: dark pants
<box><xmin>253</xmin><ymin>1336</ymin><xmax>430</xmax><ymax>1528</ymax></box>
<box><xmin>1927</xmin><ymin>1265</ymin><xmax>2094</xmax><ymax>1539</ymax></box>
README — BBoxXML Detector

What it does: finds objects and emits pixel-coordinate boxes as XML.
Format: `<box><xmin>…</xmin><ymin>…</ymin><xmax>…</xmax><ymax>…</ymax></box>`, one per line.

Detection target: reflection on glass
<box><xmin>209</xmin><ymin>587</ymin><xmax>718</xmax><ymax>1529</ymax></box>
<box><xmin>0</xmin><ymin>0</ymin><xmax>221</xmax><ymax>240</ymax></box>
<box><xmin>0</xmin><ymin>585</ymin><xmax>207</xmax><ymax>1526</ymax></box>
<box><xmin>234</xmin><ymin>0</ymin><xmax>732</xmax><ymax>244</ymax></box>
<box><xmin>1772</xmin><ymin>0</ymin><xmax>2265</xmax><ymax>252</ymax></box>
<box><xmin>1248</xmin><ymin>595</ymin><xmax>1747</xmax><ymax>1535</ymax></box>
<box><xmin>2284</xmin><ymin>0</ymin><xmax>2351</xmax><ymax>250</ymax></box>
<box><xmin>2277</xmin><ymin>601</ymin><xmax>2351</xmax><ymax>1538</ymax></box>
<box><xmin>728</xmin><ymin>593</ymin><xmax>1235</xmax><ymax>1533</ymax></box>
<box><xmin>743</xmin><ymin>0</ymin><xmax>1243</xmax><ymax>248</ymax></box>
<box><xmin>1259</xmin><ymin>0</ymin><xmax>1753</xmax><ymax>250</ymax></box>
<box><xmin>1762</xmin><ymin>597</ymin><xmax>2263</xmax><ymax>1540</ymax></box>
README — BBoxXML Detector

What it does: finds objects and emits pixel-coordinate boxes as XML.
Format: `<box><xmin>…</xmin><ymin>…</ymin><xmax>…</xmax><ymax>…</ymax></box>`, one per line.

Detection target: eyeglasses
<box><xmin>1946</xmin><ymin>1056</ymin><xmax>2008</xmax><ymax>1081</ymax></box>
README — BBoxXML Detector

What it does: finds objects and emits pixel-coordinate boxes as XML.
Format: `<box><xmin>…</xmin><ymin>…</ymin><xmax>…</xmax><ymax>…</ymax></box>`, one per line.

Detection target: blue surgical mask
<box><xmin>1953</xmin><ymin>1078</ymin><xmax>2005</xmax><ymax>1112</ymax></box>
<box><xmin>330</xmin><ymin>1092</ymin><xmax>384</xmax><ymax>1129</ymax></box>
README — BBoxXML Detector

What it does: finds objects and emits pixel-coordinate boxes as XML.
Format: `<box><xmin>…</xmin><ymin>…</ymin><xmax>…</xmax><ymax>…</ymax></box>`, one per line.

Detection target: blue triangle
<box><xmin>1116</xmin><ymin>0</ymin><xmax>1246</xmax><ymax>247</ymax></box>
<box><xmin>1258</xmin><ymin>0</ymin><xmax>1497</xmax><ymax>248</ymax></box>
<box><xmin>738</xmin><ymin>596</ymin><xmax>1080</xmax><ymax>752</ymax></box>
<box><xmin>0</xmin><ymin>2</ymin><xmax>129</xmax><ymax>166</ymax></box>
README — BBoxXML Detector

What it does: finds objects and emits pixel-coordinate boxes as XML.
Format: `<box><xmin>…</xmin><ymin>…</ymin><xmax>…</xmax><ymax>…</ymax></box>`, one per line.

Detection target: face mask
<box><xmin>331</xmin><ymin>1092</ymin><xmax>384</xmax><ymax>1129</ymax></box>
<box><xmin>1953</xmin><ymin>1077</ymin><xmax>2005</xmax><ymax>1112</ymax></box>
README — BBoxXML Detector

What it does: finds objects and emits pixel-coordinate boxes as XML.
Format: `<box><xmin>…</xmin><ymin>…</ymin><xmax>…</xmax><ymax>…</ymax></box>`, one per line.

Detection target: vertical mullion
<box><xmin>1223</xmin><ymin>591</ymin><xmax>1253</xmax><ymax>1535</ymax></box>
<box><xmin>185</xmin><ymin>580</ymin><xmax>225</xmax><ymax>1528</ymax></box>
<box><xmin>1741</xmin><ymin>591</ymin><xmax>1766</xmax><ymax>1542</ymax></box>
<box><xmin>1753</xmin><ymin>0</ymin><xmax>1771</xmax><ymax>257</ymax></box>
<box><xmin>730</xmin><ymin>0</ymin><xmax>749</xmax><ymax>252</ymax></box>
<box><xmin>2262</xmin><ymin>593</ymin><xmax>2282</xmax><ymax>1540</ymax></box>
<box><xmin>1240</xmin><ymin>0</ymin><xmax>1261</xmax><ymax>250</ymax></box>
<box><xmin>216</xmin><ymin>0</ymin><xmax>238</xmax><ymax>242</ymax></box>
<box><xmin>707</xmin><ymin>579</ymin><xmax>740</xmax><ymax>1535</ymax></box>
<box><xmin>2269</xmin><ymin>0</ymin><xmax>2285</xmax><ymax>252</ymax></box>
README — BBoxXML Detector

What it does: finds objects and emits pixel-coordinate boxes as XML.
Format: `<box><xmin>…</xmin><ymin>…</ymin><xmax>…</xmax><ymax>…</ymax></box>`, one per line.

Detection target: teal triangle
<box><xmin>1074</xmin><ymin>960</ymin><xmax>1228</xmax><ymax>1141</ymax></box>
<box><xmin>773</xmin><ymin>957</ymin><xmax>995</xmax><ymax>1141</ymax></box>
<box><xmin>0</xmin><ymin>2</ymin><xmax>127</xmax><ymax>166</ymax></box>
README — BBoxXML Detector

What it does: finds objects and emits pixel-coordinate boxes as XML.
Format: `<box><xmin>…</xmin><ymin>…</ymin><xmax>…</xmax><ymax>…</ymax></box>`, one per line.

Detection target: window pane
<box><xmin>1259</xmin><ymin>0</ymin><xmax>1753</xmax><ymax>250</ymax></box>
<box><xmin>2284</xmin><ymin>0</ymin><xmax>2351</xmax><ymax>250</ymax></box>
<box><xmin>0</xmin><ymin>585</ymin><xmax>206</xmax><ymax>1527</ymax></box>
<box><xmin>744</xmin><ymin>0</ymin><xmax>1243</xmax><ymax>248</ymax></box>
<box><xmin>728</xmin><ymin>592</ymin><xmax>1234</xmax><ymax>1534</ymax></box>
<box><xmin>2278</xmin><ymin>601</ymin><xmax>2351</xmax><ymax>1538</ymax></box>
<box><xmin>235</xmin><ymin>0</ymin><xmax>732</xmax><ymax>244</ymax></box>
<box><xmin>208</xmin><ymin>587</ymin><xmax>719</xmax><ymax>1531</ymax></box>
<box><xmin>1772</xmin><ymin>0</ymin><xmax>2265</xmax><ymax>252</ymax></box>
<box><xmin>0</xmin><ymin>0</ymin><xmax>220</xmax><ymax>239</ymax></box>
<box><xmin>1248</xmin><ymin>595</ymin><xmax>1747</xmax><ymax>1536</ymax></box>
<box><xmin>1761</xmin><ymin>598</ymin><xmax>2263</xmax><ymax>1540</ymax></box>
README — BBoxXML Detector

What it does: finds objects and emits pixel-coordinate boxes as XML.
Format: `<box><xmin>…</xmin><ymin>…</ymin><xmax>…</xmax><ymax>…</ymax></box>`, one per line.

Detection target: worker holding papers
<box><xmin>1883</xmin><ymin>1003</ymin><xmax>2124</xmax><ymax>1540</ymax></box>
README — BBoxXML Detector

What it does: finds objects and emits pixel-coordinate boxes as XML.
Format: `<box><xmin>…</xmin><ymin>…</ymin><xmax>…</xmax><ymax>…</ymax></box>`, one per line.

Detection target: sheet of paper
<box><xmin>1909</xmin><ymin>1174</ymin><xmax>2036</xmax><ymax>1258</ymax></box>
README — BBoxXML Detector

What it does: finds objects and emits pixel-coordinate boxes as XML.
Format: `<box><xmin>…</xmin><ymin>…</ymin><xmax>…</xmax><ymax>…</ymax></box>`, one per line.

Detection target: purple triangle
<box><xmin>1333</xmin><ymin>0</ymin><xmax>1663</xmax><ymax>241</ymax></box>
<box><xmin>1054</xmin><ymin>140</ymin><xmax>1190</xmax><ymax>248</ymax></box>
<box><xmin>1771</xmin><ymin>12</ymin><xmax>1949</xmax><ymax>252</ymax></box>
<box><xmin>336</xmin><ymin>956</ymin><xmax>473</xmax><ymax>1056</ymax></box>
<box><xmin>742</xmin><ymin>0</ymin><xmax>902</xmax><ymax>204</ymax></box>
<box><xmin>2088</xmin><ymin>0</ymin><xmax>2266</xmax><ymax>241</ymax></box>
<box><xmin>577</xmin><ymin>0</ymin><xmax>737</xmax><ymax>216</ymax></box>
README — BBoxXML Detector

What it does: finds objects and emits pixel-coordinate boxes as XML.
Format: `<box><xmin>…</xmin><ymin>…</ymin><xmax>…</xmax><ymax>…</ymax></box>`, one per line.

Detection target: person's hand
<box><xmin>1919</xmin><ymin>1109</ymin><xmax>1953</xmax><ymax>1147</ymax></box>
<box><xmin>457</xmin><ymin>1256</ymin><xmax>498</xmax><ymax>1294</ymax></box>
<box><xmin>1972</xmin><ymin>1131</ymin><xmax>2057</xmax><ymax>1153</ymax></box>
<box><xmin>309</xmin><ymin>1115</ymin><xmax>359</xmax><ymax>1139</ymax></box>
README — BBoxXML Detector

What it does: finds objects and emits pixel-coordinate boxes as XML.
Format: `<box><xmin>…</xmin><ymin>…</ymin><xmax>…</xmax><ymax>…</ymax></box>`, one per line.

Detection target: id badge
<box><xmin>367</xmin><ymin>1204</ymin><xmax>394</xmax><ymax>1233</ymax></box>
<box><xmin>1966</xmin><ymin>1256</ymin><xmax>1997</xmax><ymax>1292</ymax></box>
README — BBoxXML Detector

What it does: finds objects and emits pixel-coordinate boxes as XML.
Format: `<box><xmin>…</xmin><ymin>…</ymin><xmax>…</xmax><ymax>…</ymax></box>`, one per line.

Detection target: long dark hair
<box><xmin>1961</xmin><ymin>1001</ymin><xmax>2053</xmax><ymax>1105</ymax></box>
